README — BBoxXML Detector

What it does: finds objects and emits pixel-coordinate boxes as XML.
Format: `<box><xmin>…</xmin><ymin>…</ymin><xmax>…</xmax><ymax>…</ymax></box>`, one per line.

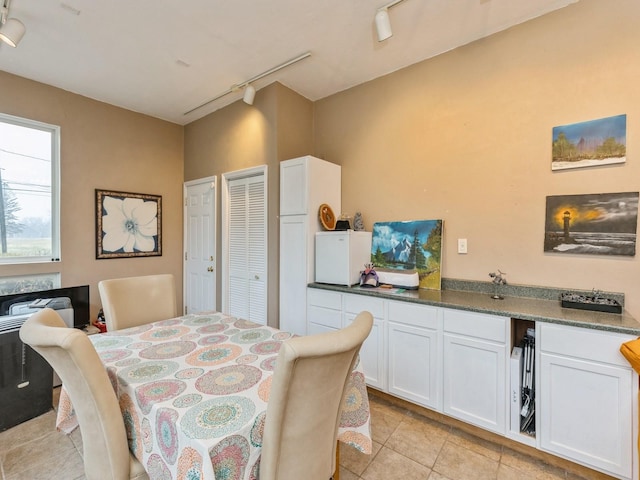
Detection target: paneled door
<box><xmin>184</xmin><ymin>177</ymin><xmax>217</xmax><ymax>315</ymax></box>
<box><xmin>222</xmin><ymin>167</ymin><xmax>267</xmax><ymax>325</ymax></box>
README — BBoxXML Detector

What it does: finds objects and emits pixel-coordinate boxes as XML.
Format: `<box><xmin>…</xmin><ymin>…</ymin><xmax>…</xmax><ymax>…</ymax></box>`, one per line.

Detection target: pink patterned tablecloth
<box><xmin>56</xmin><ymin>312</ymin><xmax>372</xmax><ymax>480</ymax></box>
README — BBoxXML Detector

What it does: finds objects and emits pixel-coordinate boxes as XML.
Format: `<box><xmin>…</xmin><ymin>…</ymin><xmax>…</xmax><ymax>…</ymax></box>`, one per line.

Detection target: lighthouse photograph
<box><xmin>543</xmin><ymin>192</ymin><xmax>638</xmax><ymax>256</ymax></box>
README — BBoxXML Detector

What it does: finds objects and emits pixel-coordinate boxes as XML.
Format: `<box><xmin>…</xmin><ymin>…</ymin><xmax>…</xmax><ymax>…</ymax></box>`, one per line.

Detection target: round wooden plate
<box><xmin>318</xmin><ymin>203</ymin><xmax>336</xmax><ymax>230</ymax></box>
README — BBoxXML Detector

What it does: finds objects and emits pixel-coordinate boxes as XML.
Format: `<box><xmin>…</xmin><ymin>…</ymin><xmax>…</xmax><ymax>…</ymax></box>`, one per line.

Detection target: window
<box><xmin>0</xmin><ymin>113</ymin><xmax>60</xmax><ymax>264</ymax></box>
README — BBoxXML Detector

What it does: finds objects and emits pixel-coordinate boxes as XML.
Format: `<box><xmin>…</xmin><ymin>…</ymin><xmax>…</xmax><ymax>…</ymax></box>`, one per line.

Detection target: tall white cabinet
<box><xmin>279</xmin><ymin>156</ymin><xmax>341</xmax><ymax>335</ymax></box>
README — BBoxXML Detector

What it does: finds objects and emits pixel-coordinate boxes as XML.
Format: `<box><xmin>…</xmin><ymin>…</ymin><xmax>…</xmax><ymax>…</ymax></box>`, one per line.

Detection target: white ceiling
<box><xmin>0</xmin><ymin>0</ymin><xmax>577</xmax><ymax>125</ymax></box>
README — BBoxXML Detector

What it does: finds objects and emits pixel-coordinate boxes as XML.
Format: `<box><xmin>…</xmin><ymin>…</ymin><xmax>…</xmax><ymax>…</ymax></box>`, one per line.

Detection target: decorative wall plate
<box><xmin>318</xmin><ymin>203</ymin><xmax>336</xmax><ymax>230</ymax></box>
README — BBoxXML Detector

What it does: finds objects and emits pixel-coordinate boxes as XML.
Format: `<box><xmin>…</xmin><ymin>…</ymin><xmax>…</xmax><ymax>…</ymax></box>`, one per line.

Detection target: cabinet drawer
<box><xmin>307</xmin><ymin>305</ymin><xmax>342</xmax><ymax>329</ymax></box>
<box><xmin>388</xmin><ymin>300</ymin><xmax>439</xmax><ymax>329</ymax></box>
<box><xmin>539</xmin><ymin>322</ymin><xmax>634</xmax><ymax>367</ymax></box>
<box><xmin>307</xmin><ymin>288</ymin><xmax>342</xmax><ymax>310</ymax></box>
<box><xmin>344</xmin><ymin>293</ymin><xmax>384</xmax><ymax>318</ymax></box>
<box><xmin>443</xmin><ymin>309</ymin><xmax>507</xmax><ymax>343</ymax></box>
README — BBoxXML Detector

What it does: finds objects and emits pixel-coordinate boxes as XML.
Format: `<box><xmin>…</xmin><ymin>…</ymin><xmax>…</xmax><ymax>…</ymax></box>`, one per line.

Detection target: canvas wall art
<box><xmin>543</xmin><ymin>192</ymin><xmax>638</xmax><ymax>256</ymax></box>
<box><xmin>552</xmin><ymin>114</ymin><xmax>626</xmax><ymax>171</ymax></box>
<box><xmin>371</xmin><ymin>219</ymin><xmax>443</xmax><ymax>289</ymax></box>
<box><xmin>95</xmin><ymin>189</ymin><xmax>162</xmax><ymax>259</ymax></box>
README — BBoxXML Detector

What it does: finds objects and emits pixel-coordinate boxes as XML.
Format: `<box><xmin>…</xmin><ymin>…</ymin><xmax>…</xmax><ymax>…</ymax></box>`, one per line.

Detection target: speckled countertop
<box><xmin>309</xmin><ymin>278</ymin><xmax>640</xmax><ymax>336</ymax></box>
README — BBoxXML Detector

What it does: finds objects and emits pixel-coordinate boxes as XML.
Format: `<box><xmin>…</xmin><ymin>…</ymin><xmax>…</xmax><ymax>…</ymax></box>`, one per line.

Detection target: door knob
<box><xmin>207</xmin><ymin>266</ymin><xmax>214</xmax><ymax>272</ymax></box>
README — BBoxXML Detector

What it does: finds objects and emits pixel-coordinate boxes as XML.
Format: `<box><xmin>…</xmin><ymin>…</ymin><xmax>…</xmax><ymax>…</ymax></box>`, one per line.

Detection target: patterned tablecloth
<box><xmin>56</xmin><ymin>312</ymin><xmax>372</xmax><ymax>480</ymax></box>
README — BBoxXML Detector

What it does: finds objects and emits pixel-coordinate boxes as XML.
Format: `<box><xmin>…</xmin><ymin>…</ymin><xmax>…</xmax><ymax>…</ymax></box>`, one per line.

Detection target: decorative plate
<box><xmin>318</xmin><ymin>203</ymin><xmax>336</xmax><ymax>230</ymax></box>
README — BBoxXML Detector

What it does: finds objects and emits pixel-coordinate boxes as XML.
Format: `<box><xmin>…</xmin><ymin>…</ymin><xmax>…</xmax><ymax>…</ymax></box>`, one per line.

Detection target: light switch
<box><xmin>457</xmin><ymin>238</ymin><xmax>468</xmax><ymax>254</ymax></box>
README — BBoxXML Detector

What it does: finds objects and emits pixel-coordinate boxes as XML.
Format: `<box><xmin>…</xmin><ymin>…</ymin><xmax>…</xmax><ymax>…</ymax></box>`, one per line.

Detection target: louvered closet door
<box><xmin>227</xmin><ymin>175</ymin><xmax>267</xmax><ymax>324</ymax></box>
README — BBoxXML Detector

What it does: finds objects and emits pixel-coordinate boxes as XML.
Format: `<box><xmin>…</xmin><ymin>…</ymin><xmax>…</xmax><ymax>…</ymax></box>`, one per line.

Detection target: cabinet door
<box><xmin>443</xmin><ymin>333</ymin><xmax>506</xmax><ymax>434</ymax></box>
<box><xmin>280</xmin><ymin>158</ymin><xmax>307</xmax><ymax>215</ymax></box>
<box><xmin>539</xmin><ymin>352</ymin><xmax>633</xmax><ymax>478</ymax></box>
<box><xmin>388</xmin><ymin>321</ymin><xmax>440</xmax><ymax>410</ymax></box>
<box><xmin>345</xmin><ymin>312</ymin><xmax>385</xmax><ymax>390</ymax></box>
<box><xmin>279</xmin><ymin>216</ymin><xmax>307</xmax><ymax>336</ymax></box>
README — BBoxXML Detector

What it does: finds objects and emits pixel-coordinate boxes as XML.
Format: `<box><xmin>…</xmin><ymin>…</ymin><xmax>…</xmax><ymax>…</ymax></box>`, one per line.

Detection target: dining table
<box><xmin>56</xmin><ymin>311</ymin><xmax>372</xmax><ymax>480</ymax></box>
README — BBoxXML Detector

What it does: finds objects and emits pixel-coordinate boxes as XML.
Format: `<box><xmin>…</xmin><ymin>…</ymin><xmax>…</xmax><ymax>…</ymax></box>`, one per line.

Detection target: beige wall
<box><xmin>314</xmin><ymin>0</ymin><xmax>640</xmax><ymax>319</ymax></box>
<box><xmin>0</xmin><ymin>71</ymin><xmax>184</xmax><ymax>320</ymax></box>
<box><xmin>184</xmin><ymin>82</ymin><xmax>313</xmax><ymax>326</ymax></box>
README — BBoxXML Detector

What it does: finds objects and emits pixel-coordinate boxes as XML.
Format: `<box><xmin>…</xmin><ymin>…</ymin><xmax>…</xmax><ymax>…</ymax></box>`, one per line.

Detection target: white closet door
<box><xmin>226</xmin><ymin>173</ymin><xmax>266</xmax><ymax>324</ymax></box>
<box><xmin>247</xmin><ymin>177</ymin><xmax>267</xmax><ymax>324</ymax></box>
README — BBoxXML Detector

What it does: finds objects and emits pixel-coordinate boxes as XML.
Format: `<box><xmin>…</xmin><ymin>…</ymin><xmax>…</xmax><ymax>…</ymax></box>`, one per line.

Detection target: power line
<box><xmin>0</xmin><ymin>148</ymin><xmax>51</xmax><ymax>163</ymax></box>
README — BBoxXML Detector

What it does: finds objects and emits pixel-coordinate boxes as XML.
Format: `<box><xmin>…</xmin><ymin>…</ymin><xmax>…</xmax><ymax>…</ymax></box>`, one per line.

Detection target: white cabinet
<box><xmin>539</xmin><ymin>323</ymin><xmax>637</xmax><ymax>479</ymax></box>
<box><xmin>387</xmin><ymin>301</ymin><xmax>441</xmax><ymax>410</ymax></box>
<box><xmin>304</xmin><ymin>286</ymin><xmax>639</xmax><ymax>478</ymax></box>
<box><xmin>443</xmin><ymin>309</ymin><xmax>508</xmax><ymax>435</ymax></box>
<box><xmin>344</xmin><ymin>293</ymin><xmax>385</xmax><ymax>389</ymax></box>
<box><xmin>279</xmin><ymin>215</ymin><xmax>308</xmax><ymax>334</ymax></box>
<box><xmin>307</xmin><ymin>288</ymin><xmax>343</xmax><ymax>335</ymax></box>
<box><xmin>279</xmin><ymin>156</ymin><xmax>340</xmax><ymax>335</ymax></box>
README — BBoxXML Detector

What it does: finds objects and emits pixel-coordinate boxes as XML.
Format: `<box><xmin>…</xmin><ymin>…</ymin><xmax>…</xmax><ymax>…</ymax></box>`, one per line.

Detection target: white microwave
<box><xmin>315</xmin><ymin>231</ymin><xmax>372</xmax><ymax>286</ymax></box>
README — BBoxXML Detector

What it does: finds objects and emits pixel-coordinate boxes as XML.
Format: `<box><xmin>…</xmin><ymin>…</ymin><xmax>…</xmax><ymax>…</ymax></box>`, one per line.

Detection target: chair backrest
<box><xmin>98</xmin><ymin>274</ymin><xmax>177</xmax><ymax>331</ymax></box>
<box><xmin>19</xmin><ymin>308</ymin><xmax>136</xmax><ymax>480</ymax></box>
<box><xmin>260</xmin><ymin>311</ymin><xmax>373</xmax><ymax>480</ymax></box>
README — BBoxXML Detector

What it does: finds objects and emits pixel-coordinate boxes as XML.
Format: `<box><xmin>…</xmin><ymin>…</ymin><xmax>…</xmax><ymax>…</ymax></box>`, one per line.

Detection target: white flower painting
<box><xmin>96</xmin><ymin>189</ymin><xmax>162</xmax><ymax>258</ymax></box>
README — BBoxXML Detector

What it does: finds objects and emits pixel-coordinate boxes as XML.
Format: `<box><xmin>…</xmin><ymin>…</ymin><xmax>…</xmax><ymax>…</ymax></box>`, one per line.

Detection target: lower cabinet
<box><xmin>344</xmin><ymin>294</ymin><xmax>385</xmax><ymax>390</ymax></box>
<box><xmin>307</xmin><ymin>288</ymin><xmax>342</xmax><ymax>334</ymax></box>
<box><xmin>387</xmin><ymin>300</ymin><xmax>441</xmax><ymax>410</ymax></box>
<box><xmin>539</xmin><ymin>323</ymin><xmax>636</xmax><ymax>479</ymax></box>
<box><xmin>305</xmin><ymin>287</ymin><xmax>638</xmax><ymax>479</ymax></box>
<box><xmin>443</xmin><ymin>309</ymin><xmax>508</xmax><ymax>435</ymax></box>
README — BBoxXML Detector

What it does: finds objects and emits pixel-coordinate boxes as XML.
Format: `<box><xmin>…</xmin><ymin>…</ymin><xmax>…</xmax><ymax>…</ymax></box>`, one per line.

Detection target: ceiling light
<box><xmin>0</xmin><ymin>17</ymin><xmax>25</xmax><ymax>47</ymax></box>
<box><xmin>243</xmin><ymin>84</ymin><xmax>256</xmax><ymax>105</ymax></box>
<box><xmin>375</xmin><ymin>0</ymin><xmax>407</xmax><ymax>43</ymax></box>
<box><xmin>0</xmin><ymin>0</ymin><xmax>25</xmax><ymax>48</ymax></box>
<box><xmin>184</xmin><ymin>52</ymin><xmax>312</xmax><ymax>116</ymax></box>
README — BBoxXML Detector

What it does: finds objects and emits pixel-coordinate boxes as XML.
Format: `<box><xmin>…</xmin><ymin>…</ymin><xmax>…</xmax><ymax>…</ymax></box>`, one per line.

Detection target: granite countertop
<box><xmin>309</xmin><ymin>280</ymin><xmax>640</xmax><ymax>336</ymax></box>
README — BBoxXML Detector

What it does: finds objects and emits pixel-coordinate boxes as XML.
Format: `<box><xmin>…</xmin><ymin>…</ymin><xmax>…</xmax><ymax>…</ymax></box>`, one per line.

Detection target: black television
<box><xmin>0</xmin><ymin>285</ymin><xmax>90</xmax><ymax>329</ymax></box>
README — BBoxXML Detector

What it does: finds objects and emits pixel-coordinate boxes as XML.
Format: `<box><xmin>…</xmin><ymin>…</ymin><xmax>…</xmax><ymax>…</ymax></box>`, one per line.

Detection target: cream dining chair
<box><xmin>260</xmin><ymin>310</ymin><xmax>373</xmax><ymax>480</ymax></box>
<box><xmin>98</xmin><ymin>273</ymin><xmax>177</xmax><ymax>331</ymax></box>
<box><xmin>19</xmin><ymin>308</ymin><xmax>149</xmax><ymax>480</ymax></box>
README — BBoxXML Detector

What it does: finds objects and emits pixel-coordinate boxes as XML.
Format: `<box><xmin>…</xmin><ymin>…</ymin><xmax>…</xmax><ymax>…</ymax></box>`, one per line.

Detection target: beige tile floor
<box><xmin>0</xmin><ymin>388</ymin><xmax>616</xmax><ymax>480</ymax></box>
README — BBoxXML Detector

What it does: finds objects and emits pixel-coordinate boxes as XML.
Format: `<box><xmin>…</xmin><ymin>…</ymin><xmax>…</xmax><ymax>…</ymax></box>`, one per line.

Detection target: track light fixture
<box><xmin>0</xmin><ymin>0</ymin><xmax>25</xmax><ymax>48</ymax></box>
<box><xmin>375</xmin><ymin>0</ymin><xmax>406</xmax><ymax>42</ymax></box>
<box><xmin>242</xmin><ymin>84</ymin><xmax>256</xmax><ymax>105</ymax></box>
<box><xmin>184</xmin><ymin>52</ymin><xmax>312</xmax><ymax>115</ymax></box>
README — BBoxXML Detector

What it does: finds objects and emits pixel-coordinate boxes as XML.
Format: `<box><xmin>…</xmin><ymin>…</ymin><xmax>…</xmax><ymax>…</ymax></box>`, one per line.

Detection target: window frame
<box><xmin>0</xmin><ymin>112</ymin><xmax>61</xmax><ymax>264</ymax></box>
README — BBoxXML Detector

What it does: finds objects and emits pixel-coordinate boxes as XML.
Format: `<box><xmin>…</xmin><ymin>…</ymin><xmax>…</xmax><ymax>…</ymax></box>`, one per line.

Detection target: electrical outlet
<box><xmin>457</xmin><ymin>238</ymin><xmax>468</xmax><ymax>254</ymax></box>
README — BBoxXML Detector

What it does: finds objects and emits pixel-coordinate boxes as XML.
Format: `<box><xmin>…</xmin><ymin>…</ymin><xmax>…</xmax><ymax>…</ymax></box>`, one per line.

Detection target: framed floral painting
<box><xmin>95</xmin><ymin>189</ymin><xmax>162</xmax><ymax>259</ymax></box>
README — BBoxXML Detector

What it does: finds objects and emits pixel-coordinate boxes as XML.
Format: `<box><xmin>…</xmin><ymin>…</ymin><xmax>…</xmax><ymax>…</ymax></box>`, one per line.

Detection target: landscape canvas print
<box><xmin>543</xmin><ymin>192</ymin><xmax>638</xmax><ymax>256</ymax></box>
<box><xmin>552</xmin><ymin>114</ymin><xmax>626</xmax><ymax>170</ymax></box>
<box><xmin>371</xmin><ymin>219</ymin><xmax>443</xmax><ymax>289</ymax></box>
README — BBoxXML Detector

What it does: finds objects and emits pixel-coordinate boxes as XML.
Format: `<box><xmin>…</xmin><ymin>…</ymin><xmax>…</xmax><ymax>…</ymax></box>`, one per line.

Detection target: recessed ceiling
<box><xmin>0</xmin><ymin>0</ymin><xmax>578</xmax><ymax>125</ymax></box>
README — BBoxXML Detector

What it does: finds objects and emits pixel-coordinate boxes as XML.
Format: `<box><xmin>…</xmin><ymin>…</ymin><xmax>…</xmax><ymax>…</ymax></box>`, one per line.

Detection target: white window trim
<box><xmin>0</xmin><ymin>112</ymin><xmax>61</xmax><ymax>264</ymax></box>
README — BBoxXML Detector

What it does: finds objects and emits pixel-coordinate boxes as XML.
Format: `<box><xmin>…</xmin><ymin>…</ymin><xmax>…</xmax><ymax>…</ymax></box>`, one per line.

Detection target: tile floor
<box><xmin>0</xmin><ymin>388</ymin><xmax>616</xmax><ymax>480</ymax></box>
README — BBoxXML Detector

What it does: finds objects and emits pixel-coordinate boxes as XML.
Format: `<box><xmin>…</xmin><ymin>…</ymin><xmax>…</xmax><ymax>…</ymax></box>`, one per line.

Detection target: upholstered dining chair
<box><xmin>260</xmin><ymin>310</ymin><xmax>374</xmax><ymax>480</ymax></box>
<box><xmin>19</xmin><ymin>308</ymin><xmax>148</xmax><ymax>480</ymax></box>
<box><xmin>98</xmin><ymin>273</ymin><xmax>177</xmax><ymax>331</ymax></box>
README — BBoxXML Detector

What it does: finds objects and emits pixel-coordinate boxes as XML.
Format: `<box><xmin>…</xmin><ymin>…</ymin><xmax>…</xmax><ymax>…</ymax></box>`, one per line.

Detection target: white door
<box><xmin>223</xmin><ymin>167</ymin><xmax>267</xmax><ymax>324</ymax></box>
<box><xmin>184</xmin><ymin>178</ymin><xmax>216</xmax><ymax>315</ymax></box>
